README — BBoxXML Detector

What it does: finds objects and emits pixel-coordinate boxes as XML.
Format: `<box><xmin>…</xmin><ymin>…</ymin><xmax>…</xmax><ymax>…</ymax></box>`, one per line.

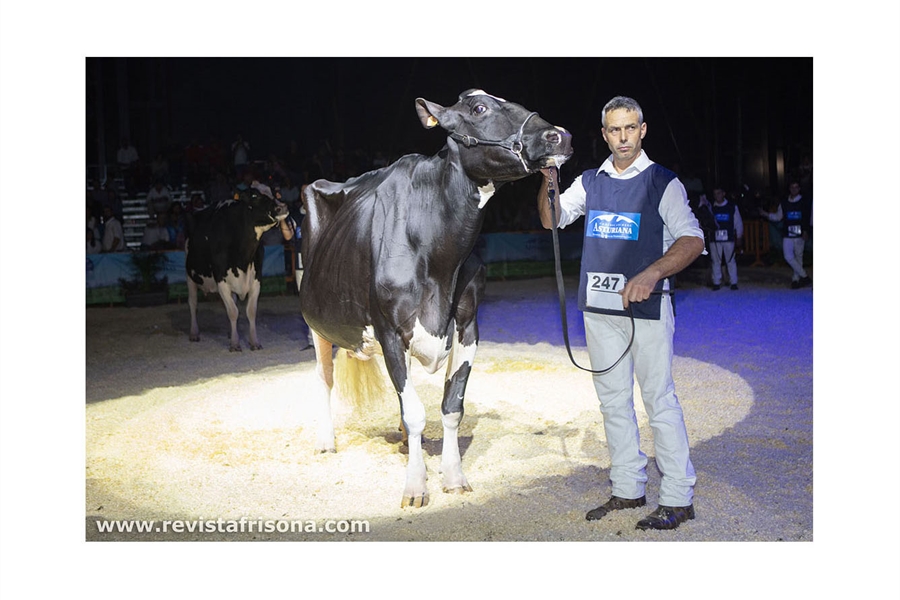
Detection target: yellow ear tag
<box><xmin>427</xmin><ymin>116</ymin><xmax>439</xmax><ymax>127</ymax></box>
<box><xmin>233</xmin><ymin>193</ymin><xmax>240</xmax><ymax>200</ymax></box>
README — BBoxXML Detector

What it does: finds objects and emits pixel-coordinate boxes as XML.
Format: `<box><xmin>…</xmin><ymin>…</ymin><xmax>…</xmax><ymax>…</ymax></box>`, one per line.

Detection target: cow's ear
<box><xmin>415</xmin><ymin>98</ymin><xmax>444</xmax><ymax>129</ymax></box>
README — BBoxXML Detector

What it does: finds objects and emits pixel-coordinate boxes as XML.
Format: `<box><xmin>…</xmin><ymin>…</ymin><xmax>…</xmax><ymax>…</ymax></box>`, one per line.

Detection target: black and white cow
<box><xmin>299</xmin><ymin>89</ymin><xmax>573</xmax><ymax>507</ymax></box>
<box><xmin>186</xmin><ymin>185</ymin><xmax>288</xmax><ymax>351</ymax></box>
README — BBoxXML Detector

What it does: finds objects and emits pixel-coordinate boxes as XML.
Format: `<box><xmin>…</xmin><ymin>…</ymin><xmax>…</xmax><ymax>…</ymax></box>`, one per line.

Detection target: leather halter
<box><xmin>446</xmin><ymin>111</ymin><xmax>539</xmax><ymax>173</ymax></box>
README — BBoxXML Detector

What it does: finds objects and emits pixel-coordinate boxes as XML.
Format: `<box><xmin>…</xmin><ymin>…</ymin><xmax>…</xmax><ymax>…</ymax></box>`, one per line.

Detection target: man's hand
<box><xmin>537</xmin><ymin>168</ymin><xmax>561</xmax><ymax>229</ymax></box>
<box><xmin>621</xmin><ymin>268</ymin><xmax>662</xmax><ymax>308</ymax></box>
<box><xmin>619</xmin><ymin>236</ymin><xmax>705</xmax><ymax>308</ymax></box>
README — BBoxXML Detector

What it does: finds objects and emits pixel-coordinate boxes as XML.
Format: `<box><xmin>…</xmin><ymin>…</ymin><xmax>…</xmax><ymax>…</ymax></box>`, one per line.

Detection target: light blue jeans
<box><xmin>584</xmin><ymin>296</ymin><xmax>696</xmax><ymax>507</ymax></box>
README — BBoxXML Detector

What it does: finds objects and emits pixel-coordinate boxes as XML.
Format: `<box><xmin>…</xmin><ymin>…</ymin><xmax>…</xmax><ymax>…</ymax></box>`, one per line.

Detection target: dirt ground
<box><xmin>86</xmin><ymin>269</ymin><xmax>813</xmax><ymax>543</ymax></box>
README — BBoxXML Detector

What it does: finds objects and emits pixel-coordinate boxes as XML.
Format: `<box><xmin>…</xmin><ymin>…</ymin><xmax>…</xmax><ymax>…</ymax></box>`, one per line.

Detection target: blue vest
<box><xmin>578</xmin><ymin>164</ymin><xmax>675</xmax><ymax>320</ymax></box>
<box><xmin>781</xmin><ymin>196</ymin><xmax>811</xmax><ymax>238</ymax></box>
<box><xmin>712</xmin><ymin>202</ymin><xmax>736</xmax><ymax>242</ymax></box>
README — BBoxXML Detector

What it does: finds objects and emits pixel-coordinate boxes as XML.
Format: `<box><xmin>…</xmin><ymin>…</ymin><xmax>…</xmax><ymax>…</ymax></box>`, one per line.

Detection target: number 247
<box><xmin>590</xmin><ymin>275</ymin><xmax>621</xmax><ymax>291</ymax></box>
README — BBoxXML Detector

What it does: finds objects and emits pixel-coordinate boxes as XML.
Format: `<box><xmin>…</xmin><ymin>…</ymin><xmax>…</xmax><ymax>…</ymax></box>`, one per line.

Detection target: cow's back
<box><xmin>186</xmin><ymin>201</ymin><xmax>266</xmax><ymax>284</ymax></box>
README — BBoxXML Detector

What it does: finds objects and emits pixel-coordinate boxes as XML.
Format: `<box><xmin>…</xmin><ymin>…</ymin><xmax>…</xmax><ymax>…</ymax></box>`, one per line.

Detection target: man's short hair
<box><xmin>602</xmin><ymin>96</ymin><xmax>644</xmax><ymax>128</ymax></box>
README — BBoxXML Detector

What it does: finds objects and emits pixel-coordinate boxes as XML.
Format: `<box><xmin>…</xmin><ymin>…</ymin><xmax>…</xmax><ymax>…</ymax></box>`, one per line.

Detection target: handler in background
<box><xmin>536</xmin><ymin>96</ymin><xmax>704</xmax><ymax>531</ymax></box>
<box><xmin>699</xmin><ymin>186</ymin><xmax>744</xmax><ymax>290</ymax></box>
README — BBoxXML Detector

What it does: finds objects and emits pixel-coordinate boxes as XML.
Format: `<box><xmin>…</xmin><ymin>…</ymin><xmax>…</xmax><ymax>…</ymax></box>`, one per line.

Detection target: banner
<box><xmin>86</xmin><ymin>246</ymin><xmax>287</xmax><ymax>289</ymax></box>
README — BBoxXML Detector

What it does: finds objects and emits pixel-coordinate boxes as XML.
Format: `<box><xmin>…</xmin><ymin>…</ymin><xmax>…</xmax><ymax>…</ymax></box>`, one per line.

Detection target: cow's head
<box><xmin>236</xmin><ymin>187</ymin><xmax>289</xmax><ymax>233</ymax></box>
<box><xmin>415</xmin><ymin>89</ymin><xmax>573</xmax><ymax>183</ymax></box>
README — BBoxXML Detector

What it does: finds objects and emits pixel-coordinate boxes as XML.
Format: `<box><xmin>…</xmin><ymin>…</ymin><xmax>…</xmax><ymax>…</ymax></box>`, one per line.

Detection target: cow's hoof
<box><xmin>315</xmin><ymin>447</ymin><xmax>337</xmax><ymax>454</ymax></box>
<box><xmin>401</xmin><ymin>494</ymin><xmax>429</xmax><ymax>508</ymax></box>
<box><xmin>442</xmin><ymin>484</ymin><xmax>473</xmax><ymax>494</ymax></box>
<box><xmin>229</xmin><ymin>345</ymin><xmax>242</xmax><ymax>352</ymax></box>
<box><xmin>189</xmin><ymin>335</ymin><xmax>200</xmax><ymax>342</ymax></box>
<box><xmin>249</xmin><ymin>343</ymin><xmax>262</xmax><ymax>351</ymax></box>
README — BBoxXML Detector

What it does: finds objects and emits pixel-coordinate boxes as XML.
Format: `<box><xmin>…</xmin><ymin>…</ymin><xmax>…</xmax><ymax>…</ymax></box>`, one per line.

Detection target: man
<box><xmin>760</xmin><ymin>181</ymin><xmax>812</xmax><ymax>288</ymax></box>
<box><xmin>700</xmin><ymin>186</ymin><xmax>743</xmax><ymax>290</ymax></box>
<box><xmin>146</xmin><ymin>180</ymin><xmax>172</xmax><ymax>219</ymax></box>
<box><xmin>537</xmin><ymin>96</ymin><xmax>704</xmax><ymax>531</ymax></box>
<box><xmin>141</xmin><ymin>212</ymin><xmax>172</xmax><ymax>251</ymax></box>
<box><xmin>101</xmin><ymin>205</ymin><xmax>124</xmax><ymax>253</ymax></box>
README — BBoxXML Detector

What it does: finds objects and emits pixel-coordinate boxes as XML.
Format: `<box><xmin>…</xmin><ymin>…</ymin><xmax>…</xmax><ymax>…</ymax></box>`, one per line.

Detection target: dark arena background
<box><xmin>2</xmin><ymin>11</ymin><xmax>899</xmax><ymax>598</ymax></box>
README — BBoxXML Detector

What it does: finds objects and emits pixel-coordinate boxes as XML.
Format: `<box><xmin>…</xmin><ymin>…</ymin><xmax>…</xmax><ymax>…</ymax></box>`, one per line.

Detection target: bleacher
<box><xmin>88</xmin><ymin>171</ymin><xmax>204</xmax><ymax>250</ymax></box>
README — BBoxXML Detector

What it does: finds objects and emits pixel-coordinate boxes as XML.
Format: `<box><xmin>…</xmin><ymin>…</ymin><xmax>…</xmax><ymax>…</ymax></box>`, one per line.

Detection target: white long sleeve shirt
<box><xmin>555</xmin><ymin>151</ymin><xmax>705</xmax><ymax>256</ymax></box>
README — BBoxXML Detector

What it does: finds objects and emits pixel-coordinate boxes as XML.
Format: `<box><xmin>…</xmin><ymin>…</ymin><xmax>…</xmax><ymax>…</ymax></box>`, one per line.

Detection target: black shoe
<box><xmin>791</xmin><ymin>280</ymin><xmax>801</xmax><ymax>289</ymax></box>
<box><xmin>711</xmin><ymin>284</ymin><xmax>721</xmax><ymax>291</ymax></box>
<box><xmin>635</xmin><ymin>504</ymin><xmax>695</xmax><ymax>530</ymax></box>
<box><xmin>586</xmin><ymin>495</ymin><xmax>646</xmax><ymax>521</ymax></box>
<box><xmin>799</xmin><ymin>276</ymin><xmax>812</xmax><ymax>288</ymax></box>
<box><xmin>730</xmin><ymin>284</ymin><xmax>739</xmax><ymax>290</ymax></box>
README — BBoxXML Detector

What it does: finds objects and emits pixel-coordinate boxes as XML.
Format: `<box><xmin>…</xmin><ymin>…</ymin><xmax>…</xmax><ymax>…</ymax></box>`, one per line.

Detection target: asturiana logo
<box><xmin>586</xmin><ymin>211</ymin><xmax>641</xmax><ymax>240</ymax></box>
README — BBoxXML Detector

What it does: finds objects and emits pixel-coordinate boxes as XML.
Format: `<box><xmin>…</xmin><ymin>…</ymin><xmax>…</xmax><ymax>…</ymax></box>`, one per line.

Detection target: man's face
<box><xmin>601</xmin><ymin>108</ymin><xmax>647</xmax><ymax>168</ymax></box>
<box><xmin>789</xmin><ymin>183</ymin><xmax>801</xmax><ymax>196</ymax></box>
<box><xmin>714</xmin><ymin>189</ymin><xmax>726</xmax><ymax>203</ymax></box>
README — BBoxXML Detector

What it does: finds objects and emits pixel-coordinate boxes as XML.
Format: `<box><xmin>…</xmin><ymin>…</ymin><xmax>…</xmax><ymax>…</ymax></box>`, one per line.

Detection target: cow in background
<box><xmin>300</xmin><ymin>89</ymin><xmax>572</xmax><ymax>507</ymax></box>
<box><xmin>186</xmin><ymin>184</ymin><xmax>288</xmax><ymax>351</ymax></box>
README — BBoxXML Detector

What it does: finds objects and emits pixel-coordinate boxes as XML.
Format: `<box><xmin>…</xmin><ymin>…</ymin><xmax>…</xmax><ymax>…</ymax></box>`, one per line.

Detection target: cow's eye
<box><xmin>473</xmin><ymin>104</ymin><xmax>487</xmax><ymax>115</ymax></box>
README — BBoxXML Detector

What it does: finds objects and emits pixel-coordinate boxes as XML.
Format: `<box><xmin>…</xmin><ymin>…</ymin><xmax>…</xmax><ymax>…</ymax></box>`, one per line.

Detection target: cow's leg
<box><xmin>311</xmin><ymin>331</ymin><xmax>336</xmax><ymax>453</ymax></box>
<box><xmin>441</xmin><ymin>335</ymin><xmax>476</xmax><ymax>494</ymax></box>
<box><xmin>216</xmin><ymin>282</ymin><xmax>242</xmax><ymax>351</ymax></box>
<box><xmin>441</xmin><ymin>257</ymin><xmax>484</xmax><ymax>494</ymax></box>
<box><xmin>245</xmin><ymin>278</ymin><xmax>263</xmax><ymax>350</ymax></box>
<box><xmin>380</xmin><ymin>334</ymin><xmax>428</xmax><ymax>507</ymax></box>
<box><xmin>187</xmin><ymin>277</ymin><xmax>201</xmax><ymax>342</ymax></box>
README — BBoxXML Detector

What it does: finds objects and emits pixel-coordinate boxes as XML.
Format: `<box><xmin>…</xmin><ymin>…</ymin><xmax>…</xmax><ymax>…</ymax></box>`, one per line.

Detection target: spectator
<box><xmin>101</xmin><ymin>205</ymin><xmax>124</xmax><ymax>253</ymax></box>
<box><xmin>266</xmin><ymin>153</ymin><xmax>289</xmax><ymax>184</ymax></box>
<box><xmin>117</xmin><ymin>137</ymin><xmax>139</xmax><ymax>170</ymax></box>
<box><xmin>206</xmin><ymin>170</ymin><xmax>232</xmax><ymax>205</ymax></box>
<box><xmin>150</xmin><ymin>152</ymin><xmax>170</xmax><ymax>186</ymax></box>
<box><xmin>279</xmin><ymin>176</ymin><xmax>300</xmax><ymax>209</ymax></box>
<box><xmin>87</xmin><ymin>203</ymin><xmax>101</xmax><ymax>242</ymax></box>
<box><xmin>235</xmin><ymin>169</ymin><xmax>254</xmax><ymax>192</ymax></box>
<box><xmin>167</xmin><ymin>202</ymin><xmax>188</xmax><ymax>250</ymax></box>
<box><xmin>146</xmin><ymin>179</ymin><xmax>173</xmax><ymax>218</ymax></box>
<box><xmin>117</xmin><ymin>137</ymin><xmax>140</xmax><ymax>191</ymax></box>
<box><xmin>87</xmin><ymin>227</ymin><xmax>102</xmax><ymax>254</ymax></box>
<box><xmin>141</xmin><ymin>212</ymin><xmax>173</xmax><ymax>251</ymax></box>
<box><xmin>88</xmin><ymin>178</ymin><xmax>121</xmax><ymax>218</ymax></box>
<box><xmin>231</xmin><ymin>134</ymin><xmax>250</xmax><ymax>177</ymax></box>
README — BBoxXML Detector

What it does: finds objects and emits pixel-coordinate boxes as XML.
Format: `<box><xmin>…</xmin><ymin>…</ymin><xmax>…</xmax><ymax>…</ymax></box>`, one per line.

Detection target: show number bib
<box><xmin>586</xmin><ymin>272</ymin><xmax>626</xmax><ymax>312</ymax></box>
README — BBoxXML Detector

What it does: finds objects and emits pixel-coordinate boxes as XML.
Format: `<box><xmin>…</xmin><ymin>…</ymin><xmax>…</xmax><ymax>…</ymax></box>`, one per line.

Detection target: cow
<box><xmin>185</xmin><ymin>184</ymin><xmax>289</xmax><ymax>351</ymax></box>
<box><xmin>299</xmin><ymin>89</ymin><xmax>573</xmax><ymax>507</ymax></box>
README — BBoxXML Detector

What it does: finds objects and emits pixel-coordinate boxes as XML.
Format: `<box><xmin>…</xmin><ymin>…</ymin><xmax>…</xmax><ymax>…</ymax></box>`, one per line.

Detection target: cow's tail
<box><xmin>334</xmin><ymin>351</ymin><xmax>390</xmax><ymax>409</ymax></box>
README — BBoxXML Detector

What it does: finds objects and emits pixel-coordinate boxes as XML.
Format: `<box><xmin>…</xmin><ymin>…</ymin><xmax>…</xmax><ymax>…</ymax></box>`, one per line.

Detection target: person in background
<box><xmin>760</xmin><ymin>180</ymin><xmax>812</xmax><ymax>289</ymax></box>
<box><xmin>536</xmin><ymin>95</ymin><xmax>704</xmax><ymax>531</ymax></box>
<box><xmin>232</xmin><ymin>134</ymin><xmax>250</xmax><ymax>178</ymax></box>
<box><xmin>141</xmin><ymin>212</ymin><xmax>173</xmax><ymax>251</ymax></box>
<box><xmin>146</xmin><ymin>179</ymin><xmax>172</xmax><ymax>219</ymax></box>
<box><xmin>87</xmin><ymin>227</ymin><xmax>102</xmax><ymax>254</ymax></box>
<box><xmin>699</xmin><ymin>185</ymin><xmax>743</xmax><ymax>290</ymax></box>
<box><xmin>101</xmin><ymin>205</ymin><xmax>124</xmax><ymax>253</ymax></box>
<box><xmin>167</xmin><ymin>202</ymin><xmax>188</xmax><ymax>250</ymax></box>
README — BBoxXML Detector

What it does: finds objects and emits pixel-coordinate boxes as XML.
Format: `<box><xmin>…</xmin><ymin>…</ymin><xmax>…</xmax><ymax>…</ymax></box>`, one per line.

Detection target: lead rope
<box><xmin>547</xmin><ymin>167</ymin><xmax>634</xmax><ymax>375</ymax></box>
